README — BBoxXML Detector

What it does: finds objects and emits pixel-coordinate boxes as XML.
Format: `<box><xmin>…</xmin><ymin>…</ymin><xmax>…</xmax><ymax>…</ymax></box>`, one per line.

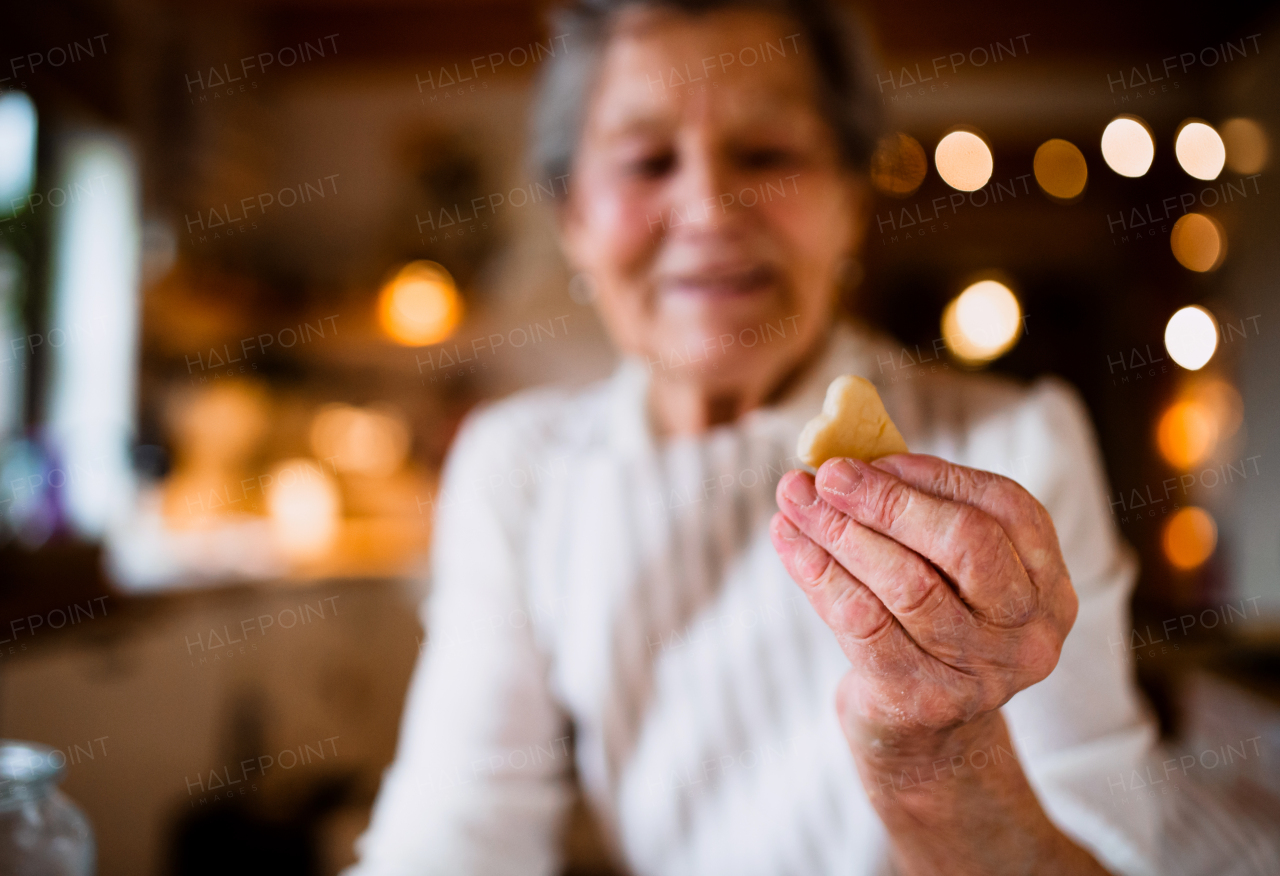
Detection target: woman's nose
<box><xmin>665</xmin><ymin>137</ymin><xmax>741</xmax><ymax>233</ymax></box>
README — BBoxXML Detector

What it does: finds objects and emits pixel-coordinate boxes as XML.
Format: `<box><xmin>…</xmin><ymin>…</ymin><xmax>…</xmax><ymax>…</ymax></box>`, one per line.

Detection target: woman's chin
<box><xmin>658</xmin><ymin>288</ymin><xmax>791</xmax><ymax>342</ymax></box>
<box><xmin>647</xmin><ymin>322</ymin><xmax>800</xmax><ymax>384</ymax></box>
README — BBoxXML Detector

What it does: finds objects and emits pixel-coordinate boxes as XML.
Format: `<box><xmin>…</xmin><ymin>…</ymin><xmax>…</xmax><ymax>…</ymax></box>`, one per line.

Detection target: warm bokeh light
<box><xmin>1162</xmin><ymin>506</ymin><xmax>1218</xmax><ymax>570</ymax></box>
<box><xmin>1174</xmin><ymin>120</ymin><xmax>1226</xmax><ymax>180</ymax></box>
<box><xmin>941</xmin><ymin>280</ymin><xmax>1022</xmax><ymax>364</ymax></box>
<box><xmin>1164</xmin><ymin>305</ymin><xmax>1219</xmax><ymax>370</ymax></box>
<box><xmin>1032</xmin><ymin>139</ymin><xmax>1088</xmax><ymax>201</ymax></box>
<box><xmin>171</xmin><ymin>382</ymin><xmax>270</xmax><ymax>467</ymax></box>
<box><xmin>1100</xmin><ymin>116</ymin><xmax>1155</xmax><ymax>177</ymax></box>
<box><xmin>934</xmin><ymin>129</ymin><xmax>993</xmax><ymax>192</ymax></box>
<box><xmin>1157</xmin><ymin>400</ymin><xmax>1218</xmax><ymax>468</ymax></box>
<box><xmin>1191</xmin><ymin>377</ymin><xmax>1244</xmax><ymax>440</ymax></box>
<box><xmin>377</xmin><ymin>260</ymin><xmax>462</xmax><ymax>346</ymax></box>
<box><xmin>266</xmin><ymin>458</ymin><xmax>340</xmax><ymax>559</ymax></box>
<box><xmin>1170</xmin><ymin>213</ymin><xmax>1226</xmax><ymax>272</ymax></box>
<box><xmin>1156</xmin><ymin>378</ymin><xmax>1244</xmax><ymax>469</ymax></box>
<box><xmin>310</xmin><ymin>403</ymin><xmax>411</xmax><ymax>478</ymax></box>
<box><xmin>870</xmin><ymin>132</ymin><xmax>929</xmax><ymax>197</ymax></box>
<box><xmin>1221</xmin><ymin>117</ymin><xmax>1269</xmax><ymax>174</ymax></box>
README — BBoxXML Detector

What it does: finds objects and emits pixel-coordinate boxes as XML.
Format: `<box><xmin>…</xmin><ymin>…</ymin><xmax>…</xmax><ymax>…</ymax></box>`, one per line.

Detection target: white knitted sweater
<box><xmin>348</xmin><ymin>321</ymin><xmax>1276</xmax><ymax>876</ymax></box>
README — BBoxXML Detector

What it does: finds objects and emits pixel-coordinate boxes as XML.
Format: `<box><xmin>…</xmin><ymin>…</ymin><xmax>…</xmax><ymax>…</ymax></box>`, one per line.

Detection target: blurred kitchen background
<box><xmin>2</xmin><ymin>0</ymin><xmax>1279</xmax><ymax>873</ymax></box>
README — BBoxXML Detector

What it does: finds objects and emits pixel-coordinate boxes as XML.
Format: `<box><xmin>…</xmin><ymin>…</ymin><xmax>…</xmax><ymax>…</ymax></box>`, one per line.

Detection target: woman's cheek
<box><xmin>585</xmin><ymin>183</ymin><xmax>661</xmax><ymax>273</ymax></box>
<box><xmin>785</xmin><ymin>191</ymin><xmax>853</xmax><ymax>263</ymax></box>
<box><xmin>766</xmin><ymin>198</ymin><xmax>839</xmax><ymax>267</ymax></box>
<box><xmin>576</xmin><ymin>176</ymin><xmax>645</xmax><ymax>253</ymax></box>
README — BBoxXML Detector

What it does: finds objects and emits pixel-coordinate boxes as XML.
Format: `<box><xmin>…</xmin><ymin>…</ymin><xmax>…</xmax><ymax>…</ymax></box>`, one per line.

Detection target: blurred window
<box><xmin>44</xmin><ymin>134</ymin><xmax>142</xmax><ymax>538</ymax></box>
<box><xmin>0</xmin><ymin>92</ymin><xmax>37</xmax><ymax>440</ymax></box>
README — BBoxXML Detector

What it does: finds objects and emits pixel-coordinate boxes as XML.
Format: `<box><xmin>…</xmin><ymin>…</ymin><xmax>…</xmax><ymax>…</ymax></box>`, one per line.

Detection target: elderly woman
<box><xmin>348</xmin><ymin>2</ymin><xmax>1272</xmax><ymax>874</ymax></box>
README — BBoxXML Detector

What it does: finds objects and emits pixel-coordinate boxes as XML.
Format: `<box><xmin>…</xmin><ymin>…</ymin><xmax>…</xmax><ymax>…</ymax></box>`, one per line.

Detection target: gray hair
<box><xmin>528</xmin><ymin>0</ymin><xmax>885</xmax><ymax>184</ymax></box>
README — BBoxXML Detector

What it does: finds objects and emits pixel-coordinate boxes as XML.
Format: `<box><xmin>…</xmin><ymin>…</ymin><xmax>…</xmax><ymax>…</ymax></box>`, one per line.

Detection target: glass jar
<box><xmin>0</xmin><ymin>740</ymin><xmax>95</xmax><ymax>876</ymax></box>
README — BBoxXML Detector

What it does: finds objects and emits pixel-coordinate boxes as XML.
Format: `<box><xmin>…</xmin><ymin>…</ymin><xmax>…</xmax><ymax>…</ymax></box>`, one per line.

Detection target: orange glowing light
<box><xmin>378</xmin><ymin>261</ymin><xmax>462</xmax><ymax>346</ymax></box>
<box><xmin>1221</xmin><ymin>118</ymin><xmax>1268</xmax><ymax>174</ymax></box>
<box><xmin>1157</xmin><ymin>400</ymin><xmax>1218</xmax><ymax>469</ymax></box>
<box><xmin>265</xmin><ymin>458</ymin><xmax>340</xmax><ymax>559</ymax></box>
<box><xmin>1192</xmin><ymin>378</ymin><xmax>1243</xmax><ymax>440</ymax></box>
<box><xmin>1170</xmin><ymin>214</ymin><xmax>1226</xmax><ymax>273</ymax></box>
<box><xmin>871</xmin><ymin>133</ymin><xmax>929</xmax><ymax>198</ymax></box>
<box><xmin>1033</xmin><ymin>139</ymin><xmax>1088</xmax><ymax>201</ymax></box>
<box><xmin>1162</xmin><ymin>506</ymin><xmax>1217</xmax><ymax>570</ymax></box>
<box><xmin>310</xmin><ymin>403</ymin><xmax>410</xmax><ymax>478</ymax></box>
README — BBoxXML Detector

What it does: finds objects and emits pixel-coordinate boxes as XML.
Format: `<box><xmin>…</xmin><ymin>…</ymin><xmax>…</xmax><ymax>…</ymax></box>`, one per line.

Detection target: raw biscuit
<box><xmin>796</xmin><ymin>375</ymin><xmax>908</xmax><ymax>468</ymax></box>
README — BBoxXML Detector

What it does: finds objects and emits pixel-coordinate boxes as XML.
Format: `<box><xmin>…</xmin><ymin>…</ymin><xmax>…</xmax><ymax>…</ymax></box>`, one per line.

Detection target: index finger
<box><xmin>869</xmin><ymin>454</ymin><xmax>1062</xmax><ymax>584</ymax></box>
<box><xmin>813</xmin><ymin>456</ymin><xmax>1036</xmax><ymax>617</ymax></box>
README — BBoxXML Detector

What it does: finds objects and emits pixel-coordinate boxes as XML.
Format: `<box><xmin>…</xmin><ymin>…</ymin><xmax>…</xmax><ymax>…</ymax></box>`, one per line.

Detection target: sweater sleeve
<box><xmin>990</xmin><ymin>378</ymin><xmax>1160</xmax><ymax>876</ymax></box>
<box><xmin>344</xmin><ymin>405</ymin><xmax>574</xmax><ymax>876</ymax></box>
<box><xmin>997</xmin><ymin>378</ymin><xmax>1278</xmax><ymax>876</ymax></box>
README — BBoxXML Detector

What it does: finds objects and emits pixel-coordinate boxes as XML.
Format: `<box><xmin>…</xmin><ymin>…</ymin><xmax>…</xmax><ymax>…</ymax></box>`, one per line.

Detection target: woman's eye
<box><xmin>627</xmin><ymin>151</ymin><xmax>676</xmax><ymax>178</ymax></box>
<box><xmin>739</xmin><ymin>146</ymin><xmax>798</xmax><ymax>170</ymax></box>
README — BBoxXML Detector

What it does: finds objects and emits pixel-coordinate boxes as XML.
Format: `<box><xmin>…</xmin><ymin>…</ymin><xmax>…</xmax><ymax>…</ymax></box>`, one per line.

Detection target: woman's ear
<box><xmin>554</xmin><ymin>184</ymin><xmax>589</xmax><ymax>274</ymax></box>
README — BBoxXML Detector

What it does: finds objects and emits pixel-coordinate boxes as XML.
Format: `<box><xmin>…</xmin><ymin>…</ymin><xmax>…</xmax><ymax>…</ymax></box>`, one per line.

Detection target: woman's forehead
<box><xmin>587</xmin><ymin>7</ymin><xmax>822</xmax><ymax>134</ymax></box>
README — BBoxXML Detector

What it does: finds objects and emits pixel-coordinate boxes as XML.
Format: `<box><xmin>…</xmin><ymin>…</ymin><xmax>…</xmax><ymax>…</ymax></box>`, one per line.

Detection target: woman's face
<box><xmin>561</xmin><ymin>7</ymin><xmax>868</xmax><ymax>398</ymax></box>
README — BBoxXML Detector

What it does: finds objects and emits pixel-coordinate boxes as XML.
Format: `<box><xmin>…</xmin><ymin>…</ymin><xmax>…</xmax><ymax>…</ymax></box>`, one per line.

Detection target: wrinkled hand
<box><xmin>770</xmin><ymin>454</ymin><xmax>1078</xmax><ymax>756</ymax></box>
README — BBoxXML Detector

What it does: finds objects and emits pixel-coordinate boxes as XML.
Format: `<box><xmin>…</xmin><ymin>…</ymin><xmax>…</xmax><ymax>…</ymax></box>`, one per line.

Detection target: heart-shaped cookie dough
<box><xmin>796</xmin><ymin>375</ymin><xmax>908</xmax><ymax>468</ymax></box>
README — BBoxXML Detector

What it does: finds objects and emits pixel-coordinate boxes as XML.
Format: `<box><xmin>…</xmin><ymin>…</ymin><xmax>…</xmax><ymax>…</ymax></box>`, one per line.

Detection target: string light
<box><xmin>934</xmin><ymin>129</ymin><xmax>993</xmax><ymax>192</ymax></box>
<box><xmin>871</xmin><ymin>133</ymin><xmax>928</xmax><ymax>198</ymax></box>
<box><xmin>1157</xmin><ymin>400</ymin><xmax>1218</xmax><ymax>469</ymax></box>
<box><xmin>1162</xmin><ymin>507</ymin><xmax>1217</xmax><ymax>570</ymax></box>
<box><xmin>1170</xmin><ymin>214</ymin><xmax>1226</xmax><ymax>273</ymax></box>
<box><xmin>377</xmin><ymin>260</ymin><xmax>462</xmax><ymax>346</ymax></box>
<box><xmin>1164</xmin><ymin>305</ymin><xmax>1218</xmax><ymax>370</ymax></box>
<box><xmin>1101</xmin><ymin>116</ymin><xmax>1155</xmax><ymax>177</ymax></box>
<box><xmin>1221</xmin><ymin>118</ymin><xmax>1268</xmax><ymax>174</ymax></box>
<box><xmin>941</xmin><ymin>280</ymin><xmax>1022</xmax><ymax>364</ymax></box>
<box><xmin>1033</xmin><ymin>139</ymin><xmax>1088</xmax><ymax>201</ymax></box>
<box><xmin>1155</xmin><ymin>378</ymin><xmax>1243</xmax><ymax>469</ymax></box>
<box><xmin>1174</xmin><ymin>120</ymin><xmax>1226</xmax><ymax>180</ymax></box>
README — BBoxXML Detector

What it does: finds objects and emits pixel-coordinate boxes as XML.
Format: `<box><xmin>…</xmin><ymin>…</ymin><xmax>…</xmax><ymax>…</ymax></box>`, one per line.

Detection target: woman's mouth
<box><xmin>662</xmin><ymin>264</ymin><xmax>778</xmax><ymax>298</ymax></box>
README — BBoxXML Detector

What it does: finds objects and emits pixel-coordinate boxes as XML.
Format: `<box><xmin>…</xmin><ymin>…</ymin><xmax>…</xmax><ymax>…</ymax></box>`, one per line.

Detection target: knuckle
<box><xmin>869</xmin><ymin>479</ymin><xmax>913</xmax><ymax>530</ymax></box>
<box><xmin>811</xmin><ymin>552</ymin><xmax>841</xmax><ymax>591</ymax></box>
<box><xmin>1004</xmin><ymin>591</ymin><xmax>1039</xmax><ymax>626</ymax></box>
<box><xmin>956</xmin><ymin>501</ymin><xmax>998</xmax><ymax>539</ymax></box>
<box><xmin>1035</xmin><ymin>504</ymin><xmax>1059</xmax><ymax>541</ymax></box>
<box><xmin>979</xmin><ymin>468</ymin><xmax>1031</xmax><ymax>510</ymax></box>
<box><xmin>1017</xmin><ymin>486</ymin><xmax>1055</xmax><ymax>534</ymax></box>
<box><xmin>1055</xmin><ymin>579</ymin><xmax>1080</xmax><ymax>635</ymax></box>
<box><xmin>817</xmin><ymin>502</ymin><xmax>855</xmax><ymax>549</ymax></box>
<box><xmin>942</xmin><ymin>462</ymin><xmax>978</xmax><ymax>498</ymax></box>
<box><xmin>961</xmin><ymin>463</ymin><xmax>1012</xmax><ymax>502</ymax></box>
<box><xmin>793</xmin><ymin>539</ymin><xmax>831</xmax><ymax>584</ymax></box>
<box><xmin>828</xmin><ymin>583</ymin><xmax>859</xmax><ymax>626</ymax></box>
<box><xmin>942</xmin><ymin>505</ymin><xmax>1004</xmax><ymax>578</ymax></box>
<box><xmin>829</xmin><ymin>583</ymin><xmax>892</xmax><ymax>643</ymax></box>
<box><xmin>1017</xmin><ymin>622</ymin><xmax>1064</xmax><ymax>683</ymax></box>
<box><xmin>883</xmin><ymin>553</ymin><xmax>945</xmax><ymax>618</ymax></box>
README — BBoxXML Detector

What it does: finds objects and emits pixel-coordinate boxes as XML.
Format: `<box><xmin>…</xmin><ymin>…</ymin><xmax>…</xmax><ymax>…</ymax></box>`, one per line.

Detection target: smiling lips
<box><xmin>662</xmin><ymin>263</ymin><xmax>778</xmax><ymax>298</ymax></box>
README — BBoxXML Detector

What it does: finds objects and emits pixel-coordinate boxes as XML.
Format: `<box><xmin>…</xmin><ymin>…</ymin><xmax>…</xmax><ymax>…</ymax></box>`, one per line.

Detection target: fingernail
<box><xmin>782</xmin><ymin>473</ymin><xmax>818</xmax><ymax>506</ymax></box>
<box><xmin>820</xmin><ymin>458</ymin><xmax>864</xmax><ymax>495</ymax></box>
<box><xmin>773</xmin><ymin>514</ymin><xmax>800</xmax><ymax>539</ymax></box>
